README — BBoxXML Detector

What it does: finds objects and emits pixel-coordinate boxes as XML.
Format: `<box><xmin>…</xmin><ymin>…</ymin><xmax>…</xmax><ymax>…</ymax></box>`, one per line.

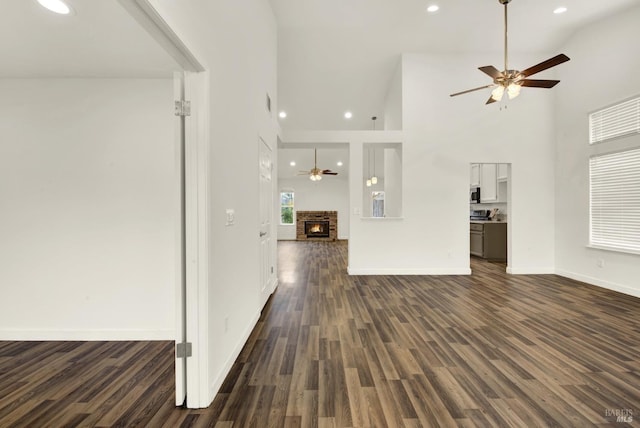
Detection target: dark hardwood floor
<box><xmin>1</xmin><ymin>240</ymin><xmax>639</xmax><ymax>427</ymax></box>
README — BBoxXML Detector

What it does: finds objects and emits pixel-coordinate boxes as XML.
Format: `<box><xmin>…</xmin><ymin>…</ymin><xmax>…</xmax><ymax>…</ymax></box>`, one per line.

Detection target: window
<box><xmin>362</xmin><ymin>143</ymin><xmax>403</xmax><ymax>218</ymax></box>
<box><xmin>589</xmin><ymin>96</ymin><xmax>640</xmax><ymax>144</ymax></box>
<box><xmin>280</xmin><ymin>192</ymin><xmax>294</xmax><ymax>225</ymax></box>
<box><xmin>589</xmin><ymin>148</ymin><xmax>640</xmax><ymax>253</ymax></box>
<box><xmin>372</xmin><ymin>191</ymin><xmax>385</xmax><ymax>218</ymax></box>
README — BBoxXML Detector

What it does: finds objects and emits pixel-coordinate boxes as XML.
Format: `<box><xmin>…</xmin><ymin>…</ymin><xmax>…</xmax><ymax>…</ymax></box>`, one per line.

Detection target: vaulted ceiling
<box><xmin>2</xmin><ymin>0</ymin><xmax>637</xmax><ymax>131</ymax></box>
<box><xmin>0</xmin><ymin>1</ymin><xmax>179</xmax><ymax>78</ymax></box>
<box><xmin>271</xmin><ymin>0</ymin><xmax>639</xmax><ymax>130</ymax></box>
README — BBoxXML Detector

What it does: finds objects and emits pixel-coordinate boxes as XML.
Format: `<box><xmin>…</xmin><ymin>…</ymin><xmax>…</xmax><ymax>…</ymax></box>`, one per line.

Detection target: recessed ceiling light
<box><xmin>337</xmin><ymin>161</ymin><xmax>343</xmax><ymax>167</ymax></box>
<box><xmin>344</xmin><ymin>111</ymin><xmax>353</xmax><ymax>119</ymax></box>
<box><xmin>289</xmin><ymin>161</ymin><xmax>296</xmax><ymax>166</ymax></box>
<box><xmin>427</xmin><ymin>4</ymin><xmax>439</xmax><ymax>13</ymax></box>
<box><xmin>553</xmin><ymin>6</ymin><xmax>567</xmax><ymax>14</ymax></box>
<box><xmin>37</xmin><ymin>0</ymin><xmax>72</xmax><ymax>15</ymax></box>
<box><xmin>279</xmin><ymin>111</ymin><xmax>287</xmax><ymax>119</ymax></box>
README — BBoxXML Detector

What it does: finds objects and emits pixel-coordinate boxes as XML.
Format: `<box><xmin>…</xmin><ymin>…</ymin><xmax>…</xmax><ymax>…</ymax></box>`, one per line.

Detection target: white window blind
<box><xmin>589</xmin><ymin>96</ymin><xmax>640</xmax><ymax>144</ymax></box>
<box><xmin>589</xmin><ymin>148</ymin><xmax>640</xmax><ymax>253</ymax></box>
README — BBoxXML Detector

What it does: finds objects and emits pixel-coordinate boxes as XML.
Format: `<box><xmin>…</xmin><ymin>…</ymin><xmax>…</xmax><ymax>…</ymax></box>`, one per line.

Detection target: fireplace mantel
<box><xmin>296</xmin><ymin>211</ymin><xmax>337</xmax><ymax>241</ymax></box>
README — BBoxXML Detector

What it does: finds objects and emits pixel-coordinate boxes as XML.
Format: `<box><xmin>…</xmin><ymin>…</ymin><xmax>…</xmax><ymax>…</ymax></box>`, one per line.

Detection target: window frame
<box><xmin>588</xmin><ymin>147</ymin><xmax>640</xmax><ymax>255</ymax></box>
<box><xmin>589</xmin><ymin>95</ymin><xmax>640</xmax><ymax>145</ymax></box>
<box><xmin>280</xmin><ymin>191</ymin><xmax>294</xmax><ymax>226</ymax></box>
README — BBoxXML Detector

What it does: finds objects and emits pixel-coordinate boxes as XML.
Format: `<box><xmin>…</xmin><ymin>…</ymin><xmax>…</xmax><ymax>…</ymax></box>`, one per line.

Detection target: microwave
<box><xmin>470</xmin><ymin>187</ymin><xmax>481</xmax><ymax>203</ymax></box>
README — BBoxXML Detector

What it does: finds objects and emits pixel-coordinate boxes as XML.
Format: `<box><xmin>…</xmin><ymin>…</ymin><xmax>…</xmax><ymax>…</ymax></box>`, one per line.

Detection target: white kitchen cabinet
<box><xmin>497</xmin><ymin>163</ymin><xmax>508</xmax><ymax>181</ymax></box>
<box><xmin>470</xmin><ymin>164</ymin><xmax>480</xmax><ymax>187</ymax></box>
<box><xmin>497</xmin><ymin>180</ymin><xmax>508</xmax><ymax>203</ymax></box>
<box><xmin>480</xmin><ymin>164</ymin><xmax>497</xmax><ymax>202</ymax></box>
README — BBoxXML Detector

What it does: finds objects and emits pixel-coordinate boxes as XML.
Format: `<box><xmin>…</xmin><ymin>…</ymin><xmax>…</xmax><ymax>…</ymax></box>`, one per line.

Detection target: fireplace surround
<box><xmin>296</xmin><ymin>211</ymin><xmax>337</xmax><ymax>241</ymax></box>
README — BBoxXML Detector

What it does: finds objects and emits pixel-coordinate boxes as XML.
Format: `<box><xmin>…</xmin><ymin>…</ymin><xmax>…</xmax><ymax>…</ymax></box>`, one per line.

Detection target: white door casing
<box><xmin>183</xmin><ymin>70</ymin><xmax>210</xmax><ymax>409</ymax></box>
<box><xmin>119</xmin><ymin>0</ymin><xmax>209</xmax><ymax>409</ymax></box>
<box><xmin>174</xmin><ymin>72</ymin><xmax>187</xmax><ymax>406</ymax></box>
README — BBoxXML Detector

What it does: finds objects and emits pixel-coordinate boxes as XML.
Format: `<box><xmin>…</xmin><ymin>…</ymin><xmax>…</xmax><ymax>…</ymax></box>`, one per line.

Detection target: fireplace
<box><xmin>296</xmin><ymin>211</ymin><xmax>337</xmax><ymax>241</ymax></box>
<box><xmin>305</xmin><ymin>221</ymin><xmax>330</xmax><ymax>238</ymax></box>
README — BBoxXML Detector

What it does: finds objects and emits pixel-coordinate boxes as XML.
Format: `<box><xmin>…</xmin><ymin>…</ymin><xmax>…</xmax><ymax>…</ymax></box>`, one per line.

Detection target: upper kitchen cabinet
<box><xmin>497</xmin><ymin>164</ymin><xmax>508</xmax><ymax>181</ymax></box>
<box><xmin>470</xmin><ymin>163</ymin><xmax>509</xmax><ymax>204</ymax></box>
<box><xmin>470</xmin><ymin>164</ymin><xmax>480</xmax><ymax>187</ymax></box>
<box><xmin>497</xmin><ymin>164</ymin><xmax>509</xmax><ymax>203</ymax></box>
<box><xmin>480</xmin><ymin>163</ymin><xmax>497</xmax><ymax>203</ymax></box>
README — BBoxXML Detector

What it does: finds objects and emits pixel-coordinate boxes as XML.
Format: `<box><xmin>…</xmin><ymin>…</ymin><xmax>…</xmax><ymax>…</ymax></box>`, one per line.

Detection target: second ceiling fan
<box><xmin>298</xmin><ymin>148</ymin><xmax>338</xmax><ymax>181</ymax></box>
<box><xmin>450</xmin><ymin>0</ymin><xmax>570</xmax><ymax>105</ymax></box>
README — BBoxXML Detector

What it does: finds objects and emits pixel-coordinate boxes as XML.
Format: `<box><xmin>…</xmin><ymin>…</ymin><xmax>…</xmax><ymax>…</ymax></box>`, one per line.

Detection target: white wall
<box><xmin>383</xmin><ymin>60</ymin><xmax>403</xmax><ymax>130</ymax></box>
<box><xmin>0</xmin><ymin>78</ymin><xmax>176</xmax><ymax>340</ymax></box>
<box><xmin>555</xmin><ymin>4</ymin><xmax>640</xmax><ymax>298</ymax></box>
<box><xmin>384</xmin><ymin>146</ymin><xmax>402</xmax><ymax>218</ymax></box>
<box><xmin>148</xmin><ymin>0</ymin><xmax>279</xmax><ymax>407</ymax></box>
<box><xmin>278</xmin><ymin>177</ymin><xmax>349</xmax><ymax>240</ymax></box>
<box><xmin>348</xmin><ymin>53</ymin><xmax>557</xmax><ymax>274</ymax></box>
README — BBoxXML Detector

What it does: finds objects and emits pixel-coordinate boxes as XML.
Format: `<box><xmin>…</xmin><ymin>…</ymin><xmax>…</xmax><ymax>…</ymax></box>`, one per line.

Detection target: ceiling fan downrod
<box><xmin>500</xmin><ymin>0</ymin><xmax>511</xmax><ymax>72</ymax></box>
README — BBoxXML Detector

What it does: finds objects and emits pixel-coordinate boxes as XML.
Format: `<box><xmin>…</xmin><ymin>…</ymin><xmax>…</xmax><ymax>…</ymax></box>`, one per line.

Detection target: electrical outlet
<box><xmin>597</xmin><ymin>259</ymin><xmax>605</xmax><ymax>268</ymax></box>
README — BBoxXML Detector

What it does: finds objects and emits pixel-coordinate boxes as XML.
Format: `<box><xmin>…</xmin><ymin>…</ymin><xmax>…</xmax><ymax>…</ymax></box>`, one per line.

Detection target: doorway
<box><xmin>469</xmin><ymin>163</ymin><xmax>511</xmax><ymax>273</ymax></box>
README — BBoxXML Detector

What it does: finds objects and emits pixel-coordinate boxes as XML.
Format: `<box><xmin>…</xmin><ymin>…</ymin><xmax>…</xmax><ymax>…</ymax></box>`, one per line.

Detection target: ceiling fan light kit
<box><xmin>450</xmin><ymin>0</ymin><xmax>570</xmax><ymax>105</ymax></box>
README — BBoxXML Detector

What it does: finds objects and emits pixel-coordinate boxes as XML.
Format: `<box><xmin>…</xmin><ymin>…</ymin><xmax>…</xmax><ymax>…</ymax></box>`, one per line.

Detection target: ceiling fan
<box><xmin>450</xmin><ymin>0</ymin><xmax>570</xmax><ymax>105</ymax></box>
<box><xmin>298</xmin><ymin>148</ymin><xmax>338</xmax><ymax>181</ymax></box>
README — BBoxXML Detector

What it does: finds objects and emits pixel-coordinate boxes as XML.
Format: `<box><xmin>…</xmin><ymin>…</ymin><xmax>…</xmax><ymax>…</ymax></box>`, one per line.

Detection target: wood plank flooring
<box><xmin>1</xmin><ymin>240</ymin><xmax>639</xmax><ymax>427</ymax></box>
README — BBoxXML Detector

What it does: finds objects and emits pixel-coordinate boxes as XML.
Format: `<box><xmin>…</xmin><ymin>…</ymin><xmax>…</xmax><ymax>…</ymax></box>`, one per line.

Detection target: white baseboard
<box><xmin>206</xmin><ymin>310</ymin><xmax>261</xmax><ymax>406</ymax></box>
<box><xmin>0</xmin><ymin>329</ymin><xmax>174</xmax><ymax>341</ymax></box>
<box><xmin>347</xmin><ymin>266</ymin><xmax>472</xmax><ymax>275</ymax></box>
<box><xmin>506</xmin><ymin>266</ymin><xmax>555</xmax><ymax>274</ymax></box>
<box><xmin>555</xmin><ymin>269</ymin><xmax>640</xmax><ymax>298</ymax></box>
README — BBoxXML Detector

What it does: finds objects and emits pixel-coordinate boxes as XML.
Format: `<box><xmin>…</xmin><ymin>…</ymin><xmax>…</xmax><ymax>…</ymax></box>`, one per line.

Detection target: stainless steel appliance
<box><xmin>470</xmin><ymin>187</ymin><xmax>481</xmax><ymax>204</ymax></box>
<box><xmin>470</xmin><ymin>209</ymin><xmax>489</xmax><ymax>220</ymax></box>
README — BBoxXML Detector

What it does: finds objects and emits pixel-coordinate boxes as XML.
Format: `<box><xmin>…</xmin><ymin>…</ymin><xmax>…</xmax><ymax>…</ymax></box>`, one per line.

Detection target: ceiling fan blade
<box><xmin>485</xmin><ymin>96</ymin><xmax>498</xmax><ymax>105</ymax></box>
<box><xmin>519</xmin><ymin>79</ymin><xmax>560</xmax><ymax>88</ymax></box>
<box><xmin>450</xmin><ymin>84</ymin><xmax>495</xmax><ymax>97</ymax></box>
<box><xmin>322</xmin><ymin>171</ymin><xmax>338</xmax><ymax>175</ymax></box>
<box><xmin>520</xmin><ymin>54</ymin><xmax>570</xmax><ymax>78</ymax></box>
<box><xmin>478</xmin><ymin>66</ymin><xmax>503</xmax><ymax>80</ymax></box>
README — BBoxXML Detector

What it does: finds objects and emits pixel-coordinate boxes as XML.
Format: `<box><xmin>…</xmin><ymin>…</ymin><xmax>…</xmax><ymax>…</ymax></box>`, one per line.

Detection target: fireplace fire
<box><xmin>305</xmin><ymin>221</ymin><xmax>330</xmax><ymax>238</ymax></box>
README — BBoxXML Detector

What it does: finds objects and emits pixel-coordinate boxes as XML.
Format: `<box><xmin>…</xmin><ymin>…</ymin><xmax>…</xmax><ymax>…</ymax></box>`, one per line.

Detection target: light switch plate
<box><xmin>226</xmin><ymin>209</ymin><xmax>235</xmax><ymax>226</ymax></box>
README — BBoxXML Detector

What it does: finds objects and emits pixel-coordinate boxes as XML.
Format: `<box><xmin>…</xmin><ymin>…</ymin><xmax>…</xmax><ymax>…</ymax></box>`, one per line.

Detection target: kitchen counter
<box><xmin>470</xmin><ymin>220</ymin><xmax>507</xmax><ymax>224</ymax></box>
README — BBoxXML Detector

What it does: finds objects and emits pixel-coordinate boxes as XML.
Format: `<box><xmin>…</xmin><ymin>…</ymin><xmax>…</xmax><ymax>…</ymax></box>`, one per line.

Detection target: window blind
<box><xmin>589</xmin><ymin>96</ymin><xmax>640</xmax><ymax>144</ymax></box>
<box><xmin>589</xmin><ymin>148</ymin><xmax>640</xmax><ymax>253</ymax></box>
